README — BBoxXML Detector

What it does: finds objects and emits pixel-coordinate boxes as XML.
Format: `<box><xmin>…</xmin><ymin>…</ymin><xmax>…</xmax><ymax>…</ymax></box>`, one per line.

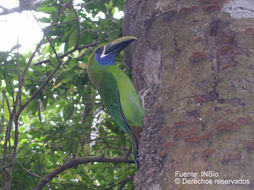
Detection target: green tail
<box><xmin>130</xmin><ymin>130</ymin><xmax>139</xmax><ymax>167</ymax></box>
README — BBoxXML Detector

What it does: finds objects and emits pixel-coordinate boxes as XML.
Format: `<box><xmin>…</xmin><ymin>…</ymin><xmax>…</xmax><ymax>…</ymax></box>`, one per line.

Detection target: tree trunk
<box><xmin>123</xmin><ymin>0</ymin><xmax>254</xmax><ymax>189</ymax></box>
<box><xmin>2</xmin><ymin>170</ymin><xmax>11</xmax><ymax>190</ymax></box>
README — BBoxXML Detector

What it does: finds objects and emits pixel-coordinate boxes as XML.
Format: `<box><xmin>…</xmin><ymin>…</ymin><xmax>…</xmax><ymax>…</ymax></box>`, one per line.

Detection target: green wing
<box><xmin>98</xmin><ymin>71</ymin><xmax>139</xmax><ymax>166</ymax></box>
<box><xmin>104</xmin><ymin>66</ymin><xmax>145</xmax><ymax>127</ymax></box>
<box><xmin>98</xmin><ymin>72</ymin><xmax>130</xmax><ymax>133</ymax></box>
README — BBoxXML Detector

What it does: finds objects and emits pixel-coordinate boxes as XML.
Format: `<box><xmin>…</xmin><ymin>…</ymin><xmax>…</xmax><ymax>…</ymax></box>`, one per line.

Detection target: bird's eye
<box><xmin>95</xmin><ymin>47</ymin><xmax>103</xmax><ymax>54</ymax></box>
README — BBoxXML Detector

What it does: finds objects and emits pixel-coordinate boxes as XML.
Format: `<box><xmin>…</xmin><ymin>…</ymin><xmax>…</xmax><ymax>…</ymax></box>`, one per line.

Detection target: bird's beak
<box><xmin>105</xmin><ymin>36</ymin><xmax>137</xmax><ymax>54</ymax></box>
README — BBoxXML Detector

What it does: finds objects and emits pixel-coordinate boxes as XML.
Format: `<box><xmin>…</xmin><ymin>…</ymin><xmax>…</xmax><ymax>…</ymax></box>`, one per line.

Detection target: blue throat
<box><xmin>95</xmin><ymin>53</ymin><xmax>116</xmax><ymax>66</ymax></box>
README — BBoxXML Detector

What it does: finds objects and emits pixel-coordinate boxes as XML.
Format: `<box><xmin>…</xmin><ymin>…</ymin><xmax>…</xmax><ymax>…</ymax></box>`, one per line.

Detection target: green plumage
<box><xmin>88</xmin><ymin>49</ymin><xmax>145</xmax><ymax>166</ymax></box>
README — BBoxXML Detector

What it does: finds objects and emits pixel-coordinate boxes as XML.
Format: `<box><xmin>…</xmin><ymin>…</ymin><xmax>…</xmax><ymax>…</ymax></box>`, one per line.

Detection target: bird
<box><xmin>87</xmin><ymin>36</ymin><xmax>145</xmax><ymax>167</ymax></box>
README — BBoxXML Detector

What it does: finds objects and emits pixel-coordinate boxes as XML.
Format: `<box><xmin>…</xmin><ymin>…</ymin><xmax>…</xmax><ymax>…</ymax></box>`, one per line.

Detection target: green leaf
<box><xmin>37</xmin><ymin>6</ymin><xmax>57</xmax><ymax>13</ymax></box>
<box><xmin>49</xmin><ymin>57</ymin><xmax>58</xmax><ymax>66</ymax></box>
<box><xmin>63</xmin><ymin>103</ymin><xmax>74</xmax><ymax>120</ymax></box>
<box><xmin>37</xmin><ymin>17</ymin><xmax>51</xmax><ymax>23</ymax></box>
<box><xmin>3</xmin><ymin>97</ymin><xmax>10</xmax><ymax>120</ymax></box>
<box><xmin>68</xmin><ymin>30</ymin><xmax>78</xmax><ymax>48</ymax></box>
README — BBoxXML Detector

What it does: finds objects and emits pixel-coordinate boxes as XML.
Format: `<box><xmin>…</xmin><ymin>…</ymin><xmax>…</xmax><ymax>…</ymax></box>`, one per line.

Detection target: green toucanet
<box><xmin>87</xmin><ymin>36</ymin><xmax>145</xmax><ymax>166</ymax></box>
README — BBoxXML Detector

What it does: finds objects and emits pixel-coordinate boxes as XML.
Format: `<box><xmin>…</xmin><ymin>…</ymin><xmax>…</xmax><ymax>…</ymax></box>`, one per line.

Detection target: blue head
<box><xmin>95</xmin><ymin>36</ymin><xmax>137</xmax><ymax>66</ymax></box>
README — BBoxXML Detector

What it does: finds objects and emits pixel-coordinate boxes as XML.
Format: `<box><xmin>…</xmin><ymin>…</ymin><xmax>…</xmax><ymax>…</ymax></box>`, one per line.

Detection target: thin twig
<box><xmin>1</xmin><ymin>89</ymin><xmax>14</xmax><ymax>161</ymax></box>
<box><xmin>0</xmin><ymin>154</ymin><xmax>41</xmax><ymax>178</ymax></box>
<box><xmin>2</xmin><ymin>90</ymin><xmax>11</xmax><ymax>117</ymax></box>
<box><xmin>16</xmin><ymin>159</ymin><xmax>41</xmax><ymax>178</ymax></box>
<box><xmin>32</xmin><ymin>12</ymin><xmax>62</xmax><ymax>64</ymax></box>
<box><xmin>34</xmin><ymin>42</ymin><xmax>98</xmax><ymax>66</ymax></box>
<box><xmin>105</xmin><ymin>176</ymin><xmax>134</xmax><ymax>190</ymax></box>
<box><xmin>0</xmin><ymin>98</ymin><xmax>5</xmax><ymax>135</ymax></box>
<box><xmin>11</xmin><ymin>38</ymin><xmax>22</xmax><ymax>167</ymax></box>
<box><xmin>16</xmin><ymin>36</ymin><xmax>22</xmax><ymax>106</ymax></box>
<box><xmin>2</xmin><ymin>114</ymin><xmax>13</xmax><ymax>172</ymax></box>
<box><xmin>0</xmin><ymin>5</ymin><xmax>7</xmax><ymax>12</ymax></box>
<box><xmin>2</xmin><ymin>90</ymin><xmax>12</xmax><ymax>161</ymax></box>
<box><xmin>1</xmin><ymin>55</ymin><xmax>15</xmax><ymax>104</ymax></box>
<box><xmin>12</xmin><ymin>115</ymin><xmax>19</xmax><ymax>165</ymax></box>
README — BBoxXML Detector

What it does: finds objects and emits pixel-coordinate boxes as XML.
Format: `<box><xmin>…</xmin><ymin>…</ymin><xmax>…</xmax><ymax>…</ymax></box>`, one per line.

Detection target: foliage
<box><xmin>0</xmin><ymin>0</ymin><xmax>136</xmax><ymax>189</ymax></box>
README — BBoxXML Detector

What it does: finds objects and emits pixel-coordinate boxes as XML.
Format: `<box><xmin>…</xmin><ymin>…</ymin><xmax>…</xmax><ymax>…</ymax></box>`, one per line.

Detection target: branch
<box><xmin>16</xmin><ymin>37</ymin><xmax>22</xmax><ymax>107</ymax></box>
<box><xmin>11</xmin><ymin>114</ymin><xmax>19</xmax><ymax>168</ymax></box>
<box><xmin>2</xmin><ymin>90</ymin><xmax>11</xmax><ymax>118</ymax></box>
<box><xmin>1</xmin><ymin>90</ymin><xmax>12</xmax><ymax>161</ymax></box>
<box><xmin>0</xmin><ymin>0</ymin><xmax>43</xmax><ymax>16</ymax></box>
<box><xmin>10</xmin><ymin>38</ymin><xmax>22</xmax><ymax>171</ymax></box>
<box><xmin>34</xmin><ymin>14</ymin><xmax>62</xmax><ymax>64</ymax></box>
<box><xmin>2</xmin><ymin>90</ymin><xmax>13</xmax><ymax>166</ymax></box>
<box><xmin>1</xmin><ymin>55</ymin><xmax>15</xmax><ymax>104</ymax></box>
<box><xmin>0</xmin><ymin>6</ymin><xmax>22</xmax><ymax>16</ymax></box>
<box><xmin>34</xmin><ymin>156</ymin><xmax>134</xmax><ymax>190</ymax></box>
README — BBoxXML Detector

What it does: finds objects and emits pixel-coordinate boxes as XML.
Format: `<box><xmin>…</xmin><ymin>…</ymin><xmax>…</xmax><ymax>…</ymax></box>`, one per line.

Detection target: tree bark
<box><xmin>123</xmin><ymin>0</ymin><xmax>254</xmax><ymax>189</ymax></box>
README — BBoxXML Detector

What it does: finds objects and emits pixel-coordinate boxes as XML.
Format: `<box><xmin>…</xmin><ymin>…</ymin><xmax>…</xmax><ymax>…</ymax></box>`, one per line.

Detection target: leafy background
<box><xmin>0</xmin><ymin>0</ymin><xmax>136</xmax><ymax>189</ymax></box>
